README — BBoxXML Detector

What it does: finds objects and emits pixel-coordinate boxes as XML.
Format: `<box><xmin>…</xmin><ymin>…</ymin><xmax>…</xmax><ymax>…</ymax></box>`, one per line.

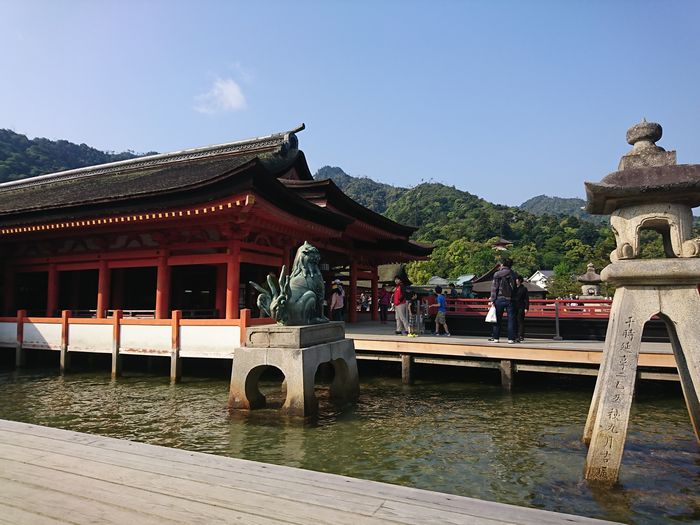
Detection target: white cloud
<box><xmin>194</xmin><ymin>78</ymin><xmax>247</xmax><ymax>114</ymax></box>
<box><xmin>231</xmin><ymin>62</ymin><xmax>254</xmax><ymax>83</ymax></box>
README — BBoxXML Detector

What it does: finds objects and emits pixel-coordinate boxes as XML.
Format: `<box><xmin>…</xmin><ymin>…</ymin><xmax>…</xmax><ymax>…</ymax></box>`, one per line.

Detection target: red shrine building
<box><xmin>0</xmin><ymin>125</ymin><xmax>430</xmax><ymax>323</ymax></box>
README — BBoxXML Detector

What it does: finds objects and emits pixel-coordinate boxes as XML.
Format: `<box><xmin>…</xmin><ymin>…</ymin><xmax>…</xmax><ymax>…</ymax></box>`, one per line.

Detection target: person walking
<box><xmin>449</xmin><ymin>283</ymin><xmax>458</xmax><ymax>298</ymax></box>
<box><xmin>407</xmin><ymin>291</ymin><xmax>420</xmax><ymax>337</ymax></box>
<box><xmin>393</xmin><ymin>276</ymin><xmax>409</xmax><ymax>335</ymax></box>
<box><xmin>434</xmin><ymin>285</ymin><xmax>451</xmax><ymax>336</ymax></box>
<box><xmin>488</xmin><ymin>258</ymin><xmax>517</xmax><ymax>343</ymax></box>
<box><xmin>513</xmin><ymin>276</ymin><xmax>529</xmax><ymax>342</ymax></box>
<box><xmin>330</xmin><ymin>279</ymin><xmax>345</xmax><ymax>321</ymax></box>
<box><xmin>378</xmin><ymin>284</ymin><xmax>391</xmax><ymax>324</ymax></box>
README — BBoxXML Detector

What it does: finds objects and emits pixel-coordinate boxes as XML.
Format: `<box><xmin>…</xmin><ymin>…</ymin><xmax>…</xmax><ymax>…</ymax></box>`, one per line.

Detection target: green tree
<box><xmin>505</xmin><ymin>243</ymin><xmax>539</xmax><ymax>279</ymax></box>
<box><xmin>547</xmin><ymin>263</ymin><xmax>581</xmax><ymax>298</ymax></box>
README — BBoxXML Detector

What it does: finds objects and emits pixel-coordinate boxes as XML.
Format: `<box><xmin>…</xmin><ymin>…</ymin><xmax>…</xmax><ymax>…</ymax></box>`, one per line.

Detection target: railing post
<box><xmin>111</xmin><ymin>310</ymin><xmax>123</xmax><ymax>379</ymax></box>
<box><xmin>239</xmin><ymin>308</ymin><xmax>250</xmax><ymax>347</ymax></box>
<box><xmin>553</xmin><ymin>301</ymin><xmax>563</xmax><ymax>341</ymax></box>
<box><xmin>15</xmin><ymin>309</ymin><xmax>26</xmax><ymax>368</ymax></box>
<box><xmin>59</xmin><ymin>310</ymin><xmax>71</xmax><ymax>373</ymax></box>
<box><xmin>170</xmin><ymin>310</ymin><xmax>182</xmax><ymax>383</ymax></box>
<box><xmin>401</xmin><ymin>354</ymin><xmax>413</xmax><ymax>385</ymax></box>
<box><xmin>500</xmin><ymin>359</ymin><xmax>515</xmax><ymax>391</ymax></box>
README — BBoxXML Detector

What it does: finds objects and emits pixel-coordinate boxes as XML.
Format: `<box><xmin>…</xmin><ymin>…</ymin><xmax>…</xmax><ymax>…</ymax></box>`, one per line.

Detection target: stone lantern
<box><xmin>581</xmin><ymin>120</ymin><xmax>700</xmax><ymax>483</ymax></box>
<box><xmin>577</xmin><ymin>263</ymin><xmax>602</xmax><ymax>298</ymax></box>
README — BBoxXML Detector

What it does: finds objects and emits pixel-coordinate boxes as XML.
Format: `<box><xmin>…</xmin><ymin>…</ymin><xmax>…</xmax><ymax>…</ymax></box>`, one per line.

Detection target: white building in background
<box><xmin>454</xmin><ymin>274</ymin><xmax>476</xmax><ymax>286</ymax></box>
<box><xmin>529</xmin><ymin>270</ymin><xmax>555</xmax><ymax>290</ymax></box>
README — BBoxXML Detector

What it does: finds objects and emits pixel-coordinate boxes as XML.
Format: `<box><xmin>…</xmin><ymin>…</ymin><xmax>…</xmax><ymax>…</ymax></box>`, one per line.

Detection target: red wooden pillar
<box><xmin>60</xmin><ymin>310</ymin><xmax>70</xmax><ymax>373</ymax></box>
<box><xmin>239</xmin><ymin>308</ymin><xmax>250</xmax><ymax>346</ymax></box>
<box><xmin>348</xmin><ymin>260</ymin><xmax>358</xmax><ymax>323</ymax></box>
<box><xmin>46</xmin><ymin>264</ymin><xmax>58</xmax><ymax>317</ymax></box>
<box><xmin>111</xmin><ymin>309</ymin><xmax>123</xmax><ymax>378</ymax></box>
<box><xmin>96</xmin><ymin>260</ymin><xmax>110</xmax><ymax>319</ymax></box>
<box><xmin>215</xmin><ymin>264</ymin><xmax>226</xmax><ymax>318</ymax></box>
<box><xmin>3</xmin><ymin>266</ymin><xmax>15</xmax><ymax>316</ymax></box>
<box><xmin>170</xmin><ymin>310</ymin><xmax>182</xmax><ymax>383</ymax></box>
<box><xmin>156</xmin><ymin>255</ymin><xmax>171</xmax><ymax>319</ymax></box>
<box><xmin>371</xmin><ymin>265</ymin><xmax>379</xmax><ymax>321</ymax></box>
<box><xmin>226</xmin><ymin>241</ymin><xmax>241</xmax><ymax>319</ymax></box>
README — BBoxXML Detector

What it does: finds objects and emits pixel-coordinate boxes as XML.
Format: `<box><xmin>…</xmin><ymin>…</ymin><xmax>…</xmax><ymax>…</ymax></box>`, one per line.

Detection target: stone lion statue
<box><xmin>250</xmin><ymin>241</ymin><xmax>328</xmax><ymax>325</ymax></box>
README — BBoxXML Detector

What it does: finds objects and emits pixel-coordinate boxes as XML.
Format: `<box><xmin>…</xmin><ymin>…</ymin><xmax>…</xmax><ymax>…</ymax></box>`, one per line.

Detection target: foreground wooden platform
<box><xmin>0</xmin><ymin>419</ymin><xmax>615</xmax><ymax>524</ymax></box>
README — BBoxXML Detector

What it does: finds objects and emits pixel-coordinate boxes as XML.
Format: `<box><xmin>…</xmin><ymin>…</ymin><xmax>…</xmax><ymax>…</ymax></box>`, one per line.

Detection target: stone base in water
<box><xmin>229</xmin><ymin>323</ymin><xmax>359</xmax><ymax>417</ymax></box>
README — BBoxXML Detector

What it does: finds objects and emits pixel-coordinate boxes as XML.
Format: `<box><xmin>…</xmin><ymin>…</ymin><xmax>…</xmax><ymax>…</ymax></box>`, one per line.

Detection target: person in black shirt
<box><xmin>488</xmin><ymin>258</ymin><xmax>517</xmax><ymax>343</ymax></box>
<box><xmin>513</xmin><ymin>276</ymin><xmax>529</xmax><ymax>342</ymax></box>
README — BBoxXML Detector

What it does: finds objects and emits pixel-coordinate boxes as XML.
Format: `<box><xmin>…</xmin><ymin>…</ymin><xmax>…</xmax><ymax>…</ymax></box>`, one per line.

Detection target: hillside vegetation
<box><xmin>314</xmin><ymin>166</ymin><xmax>403</xmax><ymax>215</ymax></box>
<box><xmin>519</xmin><ymin>195</ymin><xmax>607</xmax><ymax>224</ymax></box>
<box><xmin>0</xmin><ymin>129</ymin><xmax>154</xmax><ymax>183</ymax></box>
<box><xmin>316</xmin><ymin>166</ymin><xmax>698</xmax><ymax>296</ymax></box>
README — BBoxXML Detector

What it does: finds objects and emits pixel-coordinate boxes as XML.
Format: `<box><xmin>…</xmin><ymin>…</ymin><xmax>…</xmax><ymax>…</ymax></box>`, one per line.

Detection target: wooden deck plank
<box><xmin>0</xmin><ymin>472</ymin><xmax>175</xmax><ymax>524</ymax></box>
<box><xmin>0</xmin><ymin>455</ymin><xmax>286</xmax><ymax>525</ymax></box>
<box><xmin>0</xmin><ymin>439</ymin><xmax>386</xmax><ymax>518</ymax></box>
<box><xmin>0</xmin><ymin>420</ymin><xmax>616</xmax><ymax>524</ymax></box>
<box><xmin>0</xmin><ymin>447</ymin><xmax>387</xmax><ymax>525</ymax></box>
<box><xmin>0</xmin><ymin>502</ymin><xmax>72</xmax><ymax>525</ymax></box>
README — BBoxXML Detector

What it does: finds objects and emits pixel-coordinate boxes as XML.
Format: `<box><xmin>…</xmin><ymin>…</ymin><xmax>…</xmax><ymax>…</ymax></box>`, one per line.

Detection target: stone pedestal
<box><xmin>228</xmin><ymin>322</ymin><xmax>359</xmax><ymax>417</ymax></box>
<box><xmin>583</xmin><ymin>259</ymin><xmax>700</xmax><ymax>483</ymax></box>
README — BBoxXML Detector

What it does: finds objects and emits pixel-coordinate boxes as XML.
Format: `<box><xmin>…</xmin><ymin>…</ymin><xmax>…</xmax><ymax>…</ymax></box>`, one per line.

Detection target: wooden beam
<box><xmin>155</xmin><ymin>255</ymin><xmax>170</xmax><ymax>319</ymax></box>
<box><xmin>226</xmin><ymin>242</ymin><xmax>241</xmax><ymax>320</ymax></box>
<box><xmin>401</xmin><ymin>354</ymin><xmax>413</xmax><ymax>384</ymax></box>
<box><xmin>167</xmin><ymin>254</ymin><xmax>229</xmax><ymax>266</ymax></box>
<box><xmin>500</xmin><ymin>360</ymin><xmax>514</xmax><ymax>391</ymax></box>
<box><xmin>239</xmin><ymin>251</ymin><xmax>281</xmax><ymax>267</ymax></box>
<box><xmin>170</xmin><ymin>310</ymin><xmax>182</xmax><ymax>383</ymax></box>
<box><xmin>60</xmin><ymin>310</ymin><xmax>71</xmax><ymax>373</ymax></box>
<box><xmin>96</xmin><ymin>261</ymin><xmax>109</xmax><ymax>319</ymax></box>
<box><xmin>111</xmin><ymin>310</ymin><xmax>122</xmax><ymax>378</ymax></box>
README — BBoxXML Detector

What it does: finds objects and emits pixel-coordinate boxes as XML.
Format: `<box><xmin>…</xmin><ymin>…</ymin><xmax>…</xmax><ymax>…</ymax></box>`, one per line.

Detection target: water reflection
<box><xmin>1</xmin><ymin>369</ymin><xmax>699</xmax><ymax>523</ymax></box>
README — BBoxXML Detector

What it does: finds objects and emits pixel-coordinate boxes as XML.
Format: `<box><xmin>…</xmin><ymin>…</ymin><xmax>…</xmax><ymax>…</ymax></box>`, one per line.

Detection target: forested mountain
<box><xmin>314</xmin><ymin>166</ymin><xmax>403</xmax><ymax>215</ymax></box>
<box><xmin>315</xmin><ymin>167</ymin><xmax>699</xmax><ymax>296</ymax></box>
<box><xmin>519</xmin><ymin>195</ymin><xmax>607</xmax><ymax>224</ymax></box>
<box><xmin>0</xmin><ymin>129</ymin><xmax>154</xmax><ymax>183</ymax></box>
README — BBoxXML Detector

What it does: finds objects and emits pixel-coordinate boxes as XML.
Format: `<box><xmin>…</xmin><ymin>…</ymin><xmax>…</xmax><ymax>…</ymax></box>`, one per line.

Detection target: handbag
<box><xmin>485</xmin><ymin>305</ymin><xmax>497</xmax><ymax>323</ymax></box>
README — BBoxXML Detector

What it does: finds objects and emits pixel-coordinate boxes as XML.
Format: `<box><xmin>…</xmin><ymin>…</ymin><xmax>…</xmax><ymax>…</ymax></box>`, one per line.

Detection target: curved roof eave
<box><xmin>282</xmin><ymin>178</ymin><xmax>417</xmax><ymax>236</ymax></box>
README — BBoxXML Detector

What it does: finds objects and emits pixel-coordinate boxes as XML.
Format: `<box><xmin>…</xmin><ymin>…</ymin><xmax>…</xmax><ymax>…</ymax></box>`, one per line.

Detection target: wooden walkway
<box><xmin>345</xmin><ymin>322</ymin><xmax>677</xmax><ymax>384</ymax></box>
<box><xmin>0</xmin><ymin>419</ymin><xmax>616</xmax><ymax>524</ymax></box>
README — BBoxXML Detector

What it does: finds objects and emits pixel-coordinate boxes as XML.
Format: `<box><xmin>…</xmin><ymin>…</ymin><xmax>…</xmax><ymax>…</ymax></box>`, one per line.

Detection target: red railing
<box><xmin>443</xmin><ymin>298</ymin><xmax>612</xmax><ymax>319</ymax></box>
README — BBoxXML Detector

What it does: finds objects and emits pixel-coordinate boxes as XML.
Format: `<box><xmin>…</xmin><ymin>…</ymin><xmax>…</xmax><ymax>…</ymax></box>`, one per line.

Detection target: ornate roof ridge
<box><xmin>0</xmin><ymin>124</ymin><xmax>305</xmax><ymax>193</ymax></box>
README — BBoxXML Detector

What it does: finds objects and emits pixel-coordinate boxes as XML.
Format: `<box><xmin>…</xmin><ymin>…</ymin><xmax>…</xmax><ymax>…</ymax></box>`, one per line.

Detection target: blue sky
<box><xmin>2</xmin><ymin>1</ymin><xmax>699</xmax><ymax>206</ymax></box>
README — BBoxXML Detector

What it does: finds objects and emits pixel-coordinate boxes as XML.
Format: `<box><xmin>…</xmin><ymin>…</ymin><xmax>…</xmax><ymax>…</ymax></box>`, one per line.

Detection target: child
<box><xmin>420</xmin><ymin>296</ymin><xmax>429</xmax><ymax>334</ymax></box>
<box><xmin>434</xmin><ymin>286</ymin><xmax>451</xmax><ymax>336</ymax></box>
<box><xmin>407</xmin><ymin>291</ymin><xmax>420</xmax><ymax>337</ymax></box>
